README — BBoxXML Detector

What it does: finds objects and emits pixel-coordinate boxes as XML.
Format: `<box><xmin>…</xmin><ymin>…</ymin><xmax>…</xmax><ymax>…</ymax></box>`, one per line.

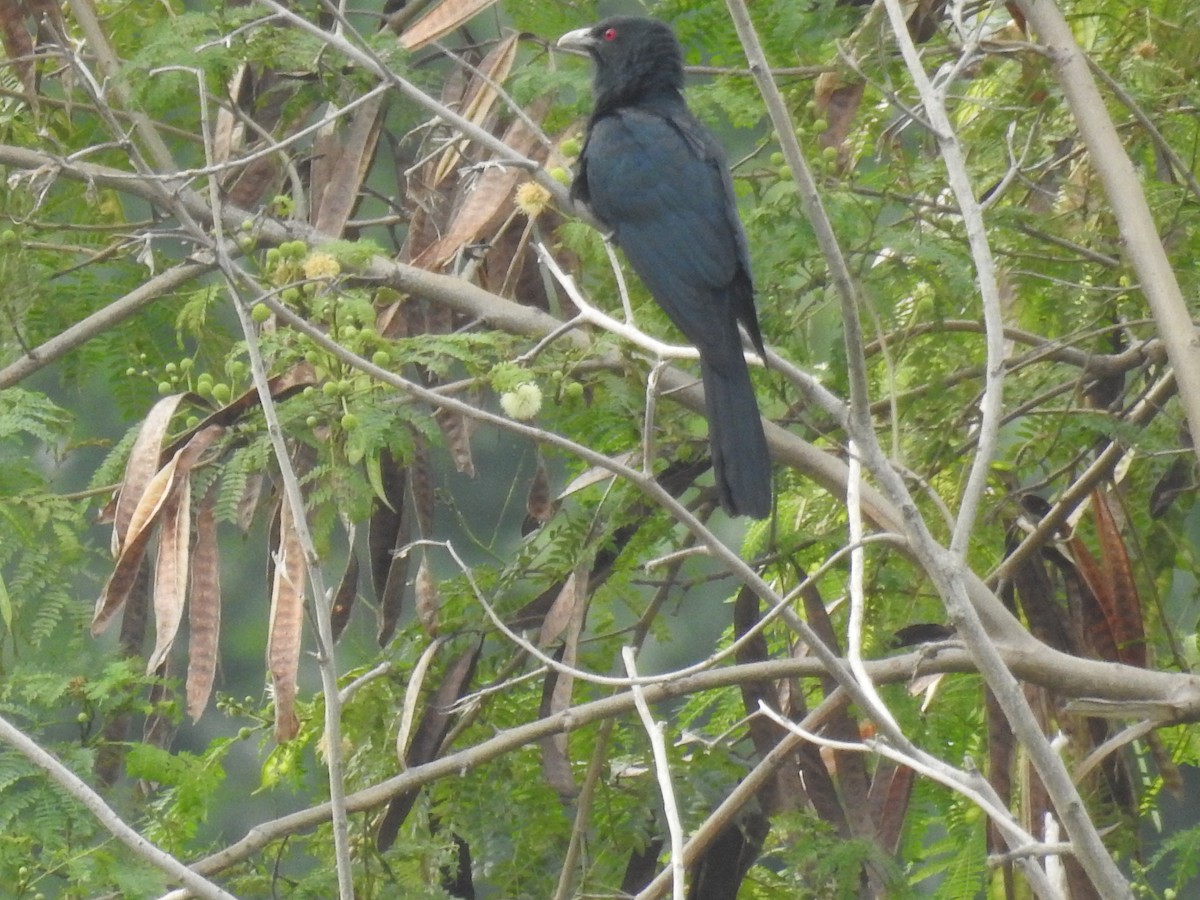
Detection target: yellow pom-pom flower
<box><xmin>500</xmin><ymin>382</ymin><xmax>542</xmax><ymax>420</ymax></box>
<box><xmin>302</xmin><ymin>251</ymin><xmax>341</xmax><ymax>280</ymax></box>
<box><xmin>515</xmin><ymin>181</ymin><xmax>552</xmax><ymax>218</ymax></box>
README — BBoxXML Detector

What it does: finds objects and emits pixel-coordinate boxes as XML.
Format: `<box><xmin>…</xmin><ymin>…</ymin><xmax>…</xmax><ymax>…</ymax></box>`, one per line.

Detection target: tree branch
<box><xmin>0</xmin><ymin>713</ymin><xmax>236</xmax><ymax>900</ymax></box>
<box><xmin>0</xmin><ymin>262</ymin><xmax>211</xmax><ymax>389</ymax></box>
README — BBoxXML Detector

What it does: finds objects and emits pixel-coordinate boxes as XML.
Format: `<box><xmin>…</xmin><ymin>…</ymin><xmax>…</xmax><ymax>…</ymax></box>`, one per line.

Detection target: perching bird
<box><xmin>558</xmin><ymin>17</ymin><xmax>772</xmax><ymax>519</ymax></box>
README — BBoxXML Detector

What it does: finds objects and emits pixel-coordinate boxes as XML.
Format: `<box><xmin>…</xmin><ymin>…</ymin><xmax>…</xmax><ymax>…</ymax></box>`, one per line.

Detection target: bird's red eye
<box><xmin>603</xmin><ymin>27</ymin><xmax>617</xmax><ymax>41</ymax></box>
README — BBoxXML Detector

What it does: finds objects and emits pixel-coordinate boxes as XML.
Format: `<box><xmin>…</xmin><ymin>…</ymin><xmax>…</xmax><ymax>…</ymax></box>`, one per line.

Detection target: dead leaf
<box><xmin>557</xmin><ymin>451</ymin><xmax>638</xmax><ymax>499</ymax></box>
<box><xmin>213</xmin><ymin>64</ymin><xmax>250</xmax><ymax>165</ymax></box>
<box><xmin>377</xmin><ymin>510</ymin><xmax>412</xmax><ymax>648</ymax></box>
<box><xmin>186</xmin><ymin>485</ymin><xmax>221</xmax><ymax>721</ymax></box>
<box><xmin>1067</xmin><ymin>532</ymin><xmax>1126</xmax><ymax>664</ymax></box>
<box><xmin>537</xmin><ymin>565</ymin><xmax>587</xmax><ymax>798</ymax></box>
<box><xmin>162</xmin><ymin>365</ymin><xmax>315</xmax><ymax>460</ymax></box>
<box><xmin>400</xmin><ymin>0</ymin><xmax>503</xmax><ymax>51</ymax></box>
<box><xmin>312</xmin><ymin>93</ymin><xmax>387</xmax><ymax>235</ymax></box>
<box><xmin>93</xmin><ymin>459</ymin><xmax>180</xmax><ymax>636</ymax></box>
<box><xmin>143</xmin><ymin>426</ymin><xmax>224</xmax><ymax>670</ymax></box>
<box><xmin>236</xmin><ymin>470</ymin><xmax>264</xmax><ymax>533</ymax></box>
<box><xmin>396</xmin><ymin>637</ymin><xmax>444</xmax><ymax>764</ymax></box>
<box><xmin>268</xmin><ymin>494</ymin><xmax>306</xmax><ymax>742</ymax></box>
<box><xmin>145</xmin><ymin>467</ymin><xmax>192</xmax><ymax>674</ymax></box>
<box><xmin>427</xmin><ymin>32</ymin><xmax>520</xmax><ymax>189</ymax></box>
<box><xmin>142</xmin><ymin>664</ymin><xmax>178</xmax><ymax>754</ymax></box>
<box><xmin>415</xmin><ymin>84</ymin><xmax>551</xmax><ymax>270</ymax></box>
<box><xmin>0</xmin><ymin>0</ymin><xmax>36</xmax><ymax>98</ymax></box>
<box><xmin>414</xmin><ymin>552</ymin><xmax>440</xmax><ymax>636</ymax></box>
<box><xmin>434</xmin><ymin>407</ymin><xmax>475</xmax><ymax>477</ymax></box>
<box><xmin>377</xmin><ymin>638</ymin><xmax>483</xmax><ymax>850</ymax></box>
<box><xmin>411</xmin><ymin>436</ymin><xmax>437</xmax><ymax>533</ymax></box>
<box><xmin>537</xmin><ymin>569</ymin><xmax>581</xmax><ymax>647</ymax></box>
<box><xmin>818</xmin><ymin>80</ymin><xmax>865</xmax><ymax>152</ymax></box>
<box><xmin>733</xmin><ymin>586</ymin><xmax>824</xmax><ymax>822</ymax></box>
<box><xmin>867</xmin><ymin>762</ymin><xmax>915</xmax><ymax>856</ymax></box>
<box><xmin>687</xmin><ymin>818</ymin><xmax>768</xmax><ymax>899</ymax></box>
<box><xmin>113</xmin><ymin>393</ymin><xmax>188</xmax><ymax>553</ymax></box>
<box><xmin>1088</xmin><ymin>488</ymin><xmax>1147</xmax><ymax>667</ymax></box>
<box><xmin>330</xmin><ymin>549</ymin><xmax>359</xmax><ymax>643</ymax></box>
<box><xmin>525</xmin><ymin>453</ymin><xmax>553</xmax><ymax>525</ymax></box>
<box><xmin>537</xmin><ymin>647</ymin><xmax>576</xmax><ymax>797</ymax></box>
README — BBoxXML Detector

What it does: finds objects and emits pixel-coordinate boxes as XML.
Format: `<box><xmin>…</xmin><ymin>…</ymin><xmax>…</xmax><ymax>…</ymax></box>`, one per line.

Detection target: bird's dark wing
<box><xmin>576</xmin><ymin>93</ymin><xmax>772</xmax><ymax>517</ymax></box>
<box><xmin>581</xmin><ymin>106</ymin><xmax>761</xmax><ymax>368</ymax></box>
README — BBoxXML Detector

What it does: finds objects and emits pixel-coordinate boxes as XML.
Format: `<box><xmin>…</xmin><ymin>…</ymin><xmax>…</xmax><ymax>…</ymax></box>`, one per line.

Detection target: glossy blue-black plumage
<box><xmin>560</xmin><ymin>17</ymin><xmax>771</xmax><ymax>518</ymax></box>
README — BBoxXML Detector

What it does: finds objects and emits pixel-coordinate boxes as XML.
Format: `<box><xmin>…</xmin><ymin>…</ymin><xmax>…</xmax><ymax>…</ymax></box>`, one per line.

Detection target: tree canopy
<box><xmin>2</xmin><ymin>0</ymin><xmax>1200</xmax><ymax>897</ymax></box>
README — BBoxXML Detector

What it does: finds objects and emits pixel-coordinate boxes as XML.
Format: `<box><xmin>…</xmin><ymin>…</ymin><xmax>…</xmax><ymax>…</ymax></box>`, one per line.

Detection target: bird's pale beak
<box><xmin>557</xmin><ymin>26</ymin><xmax>596</xmax><ymax>51</ymax></box>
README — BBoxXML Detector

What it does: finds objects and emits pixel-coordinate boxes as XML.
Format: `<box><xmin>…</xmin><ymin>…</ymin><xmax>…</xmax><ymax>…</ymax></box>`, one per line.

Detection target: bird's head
<box><xmin>558</xmin><ymin>17</ymin><xmax>684</xmax><ymax>114</ymax></box>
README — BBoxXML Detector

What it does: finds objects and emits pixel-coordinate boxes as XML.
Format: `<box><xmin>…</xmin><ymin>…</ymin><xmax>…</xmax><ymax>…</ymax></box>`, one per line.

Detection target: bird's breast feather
<box><xmin>582</xmin><ymin>109</ymin><xmax>741</xmax><ymax>289</ymax></box>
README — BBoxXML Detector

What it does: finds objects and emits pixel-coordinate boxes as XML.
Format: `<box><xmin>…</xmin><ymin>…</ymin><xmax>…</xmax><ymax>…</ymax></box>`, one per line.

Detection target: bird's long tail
<box><xmin>700</xmin><ymin>358</ymin><xmax>771</xmax><ymax>518</ymax></box>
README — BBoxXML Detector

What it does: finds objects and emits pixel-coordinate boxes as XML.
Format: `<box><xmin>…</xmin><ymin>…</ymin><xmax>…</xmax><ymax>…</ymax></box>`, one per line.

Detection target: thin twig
<box><xmin>624</xmin><ymin>648</ymin><xmax>685</xmax><ymax>900</ymax></box>
<box><xmin>643</xmin><ymin>360</ymin><xmax>667</xmax><ymax>476</ymax></box>
<box><xmin>602</xmin><ymin>238</ymin><xmax>636</xmax><ymax>324</ymax></box>
<box><xmin>550</xmin><ymin>717</ymin><xmax>616</xmax><ymax>900</ymax></box>
<box><xmin>636</xmin><ymin>690</ymin><xmax>848</xmax><ymax>900</ymax></box>
<box><xmin>338</xmin><ymin>661</ymin><xmax>392</xmax><ymax>706</ymax></box>
<box><xmin>846</xmin><ymin>441</ymin><xmax>901</xmax><ymax>732</ymax></box>
<box><xmin>880</xmin><ymin>0</ymin><xmax>1006</xmax><ymax>554</ymax></box>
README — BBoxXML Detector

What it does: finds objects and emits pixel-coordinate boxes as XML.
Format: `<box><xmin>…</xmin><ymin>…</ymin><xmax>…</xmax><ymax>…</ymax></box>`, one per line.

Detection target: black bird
<box><xmin>558</xmin><ymin>17</ymin><xmax>772</xmax><ymax>519</ymax></box>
